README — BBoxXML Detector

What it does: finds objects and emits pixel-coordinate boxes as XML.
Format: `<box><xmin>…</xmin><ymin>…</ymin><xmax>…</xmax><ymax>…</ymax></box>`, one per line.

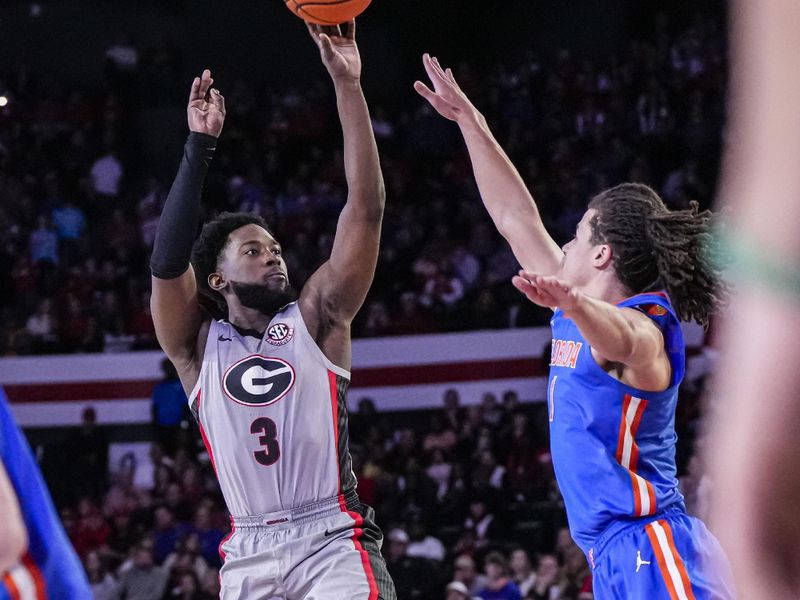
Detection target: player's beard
<box><xmin>230</xmin><ymin>280</ymin><xmax>298</xmax><ymax>315</ymax></box>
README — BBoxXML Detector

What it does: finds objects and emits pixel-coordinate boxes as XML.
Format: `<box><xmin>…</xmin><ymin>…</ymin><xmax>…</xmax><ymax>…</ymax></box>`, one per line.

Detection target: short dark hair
<box><xmin>190</xmin><ymin>212</ymin><xmax>273</xmax><ymax>315</ymax></box>
<box><xmin>588</xmin><ymin>183</ymin><xmax>727</xmax><ymax>326</ymax></box>
<box><xmin>484</xmin><ymin>551</ymin><xmax>508</xmax><ymax>570</ymax></box>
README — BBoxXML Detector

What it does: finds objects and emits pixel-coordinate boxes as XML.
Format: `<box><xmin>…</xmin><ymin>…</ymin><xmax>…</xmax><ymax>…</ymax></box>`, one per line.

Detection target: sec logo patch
<box><xmin>267</xmin><ymin>323</ymin><xmax>294</xmax><ymax>346</ymax></box>
<box><xmin>223</xmin><ymin>355</ymin><xmax>295</xmax><ymax>406</ymax></box>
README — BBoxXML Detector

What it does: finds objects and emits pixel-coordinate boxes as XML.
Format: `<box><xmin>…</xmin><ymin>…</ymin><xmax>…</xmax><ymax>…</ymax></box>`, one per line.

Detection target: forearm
<box><xmin>457</xmin><ymin>113</ymin><xmax>561</xmax><ymax>272</ymax></box>
<box><xmin>567</xmin><ymin>295</ymin><xmax>638</xmax><ymax>363</ymax></box>
<box><xmin>334</xmin><ymin>78</ymin><xmax>385</xmax><ymax>218</ymax></box>
<box><xmin>459</xmin><ymin>113</ymin><xmax>544</xmax><ymax>235</ymax></box>
<box><xmin>150</xmin><ymin>133</ymin><xmax>217</xmax><ymax>279</ymax></box>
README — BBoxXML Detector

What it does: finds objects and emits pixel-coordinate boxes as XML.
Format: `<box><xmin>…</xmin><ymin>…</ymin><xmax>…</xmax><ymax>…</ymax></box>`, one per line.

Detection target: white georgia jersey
<box><xmin>188</xmin><ymin>302</ymin><xmax>357</xmax><ymax>517</ymax></box>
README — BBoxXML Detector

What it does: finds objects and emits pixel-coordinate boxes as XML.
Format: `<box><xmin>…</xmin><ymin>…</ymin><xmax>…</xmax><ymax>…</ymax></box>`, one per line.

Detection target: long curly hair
<box><xmin>588</xmin><ymin>183</ymin><xmax>727</xmax><ymax>326</ymax></box>
<box><xmin>190</xmin><ymin>212</ymin><xmax>273</xmax><ymax>316</ymax></box>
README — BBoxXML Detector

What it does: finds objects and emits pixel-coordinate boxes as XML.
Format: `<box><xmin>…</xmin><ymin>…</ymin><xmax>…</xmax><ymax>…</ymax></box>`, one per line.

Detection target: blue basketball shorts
<box><xmin>589</xmin><ymin>508</ymin><xmax>735</xmax><ymax>599</ymax></box>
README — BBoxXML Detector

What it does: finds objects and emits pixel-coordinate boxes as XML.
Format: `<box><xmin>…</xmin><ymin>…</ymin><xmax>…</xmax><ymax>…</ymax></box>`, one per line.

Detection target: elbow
<box><xmin>350</xmin><ymin>187</ymin><xmax>386</xmax><ymax>222</ymax></box>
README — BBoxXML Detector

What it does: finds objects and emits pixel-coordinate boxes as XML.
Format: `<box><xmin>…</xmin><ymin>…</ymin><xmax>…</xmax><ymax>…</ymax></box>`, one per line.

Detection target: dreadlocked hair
<box><xmin>588</xmin><ymin>183</ymin><xmax>728</xmax><ymax>327</ymax></box>
<box><xmin>190</xmin><ymin>211</ymin><xmax>273</xmax><ymax>318</ymax></box>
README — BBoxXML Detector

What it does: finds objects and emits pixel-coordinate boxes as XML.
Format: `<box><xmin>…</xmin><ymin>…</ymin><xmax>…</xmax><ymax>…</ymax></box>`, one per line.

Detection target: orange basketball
<box><xmin>284</xmin><ymin>0</ymin><xmax>371</xmax><ymax>26</ymax></box>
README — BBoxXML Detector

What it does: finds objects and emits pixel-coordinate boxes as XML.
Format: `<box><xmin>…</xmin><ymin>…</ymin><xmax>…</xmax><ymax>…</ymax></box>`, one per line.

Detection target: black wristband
<box><xmin>150</xmin><ymin>132</ymin><xmax>217</xmax><ymax>279</ymax></box>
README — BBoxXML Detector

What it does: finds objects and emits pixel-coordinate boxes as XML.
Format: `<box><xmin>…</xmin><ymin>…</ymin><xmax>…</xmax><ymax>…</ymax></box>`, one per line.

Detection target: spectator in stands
<box><xmin>151</xmin><ymin>358</ymin><xmax>189</xmax><ymax>455</ymax></box>
<box><xmin>118</xmin><ymin>541</ymin><xmax>169</xmax><ymax>600</ymax></box>
<box><xmin>446</xmin><ymin>580</ymin><xmax>474</xmax><ymax>600</ymax></box>
<box><xmin>453</xmin><ymin>553</ymin><xmax>489</xmax><ymax>597</ymax></box>
<box><xmin>29</xmin><ymin>215</ymin><xmax>59</xmax><ymax>267</ymax></box>
<box><xmin>407</xmin><ymin>520</ymin><xmax>446</xmax><ymax>563</ymax></box>
<box><xmin>85</xmin><ymin>549</ymin><xmax>120</xmax><ymax>600</ymax></box>
<box><xmin>464</xmin><ymin>496</ymin><xmax>501</xmax><ymax>550</ymax></box>
<box><xmin>163</xmin><ymin>532</ymin><xmax>210</xmax><ymax>581</ymax></box>
<box><xmin>509</xmin><ymin>548</ymin><xmax>536</xmax><ymax>597</ymax></box>
<box><xmin>385</xmin><ymin>527</ymin><xmax>440</xmax><ymax>599</ymax></box>
<box><xmin>479</xmin><ymin>551</ymin><xmax>522</xmax><ymax>600</ymax></box>
<box><xmin>189</xmin><ymin>503</ymin><xmax>224</xmax><ymax>569</ymax></box>
<box><xmin>526</xmin><ymin>553</ymin><xmax>562</xmax><ymax>600</ymax></box>
<box><xmin>68</xmin><ymin>406</ymin><xmax>109</xmax><ymax>501</ymax></box>
<box><xmin>90</xmin><ymin>147</ymin><xmax>124</xmax><ymax>201</ymax></box>
<box><xmin>152</xmin><ymin>504</ymin><xmax>190</xmax><ymax>565</ymax></box>
<box><xmin>558</xmin><ymin>538</ymin><xmax>592</xmax><ymax>599</ymax></box>
<box><xmin>25</xmin><ymin>297</ymin><xmax>59</xmax><ymax>353</ymax></box>
<box><xmin>166</xmin><ymin>571</ymin><xmax>204</xmax><ymax>600</ymax></box>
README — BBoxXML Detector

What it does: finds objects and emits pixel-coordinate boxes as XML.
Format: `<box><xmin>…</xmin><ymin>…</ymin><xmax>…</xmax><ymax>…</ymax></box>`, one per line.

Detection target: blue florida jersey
<box><xmin>548</xmin><ymin>292</ymin><xmax>687</xmax><ymax>558</ymax></box>
<box><xmin>0</xmin><ymin>387</ymin><xmax>91</xmax><ymax>600</ymax></box>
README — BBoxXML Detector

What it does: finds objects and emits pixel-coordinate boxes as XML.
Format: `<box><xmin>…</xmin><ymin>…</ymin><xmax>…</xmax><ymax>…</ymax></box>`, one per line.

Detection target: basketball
<box><xmin>284</xmin><ymin>0</ymin><xmax>371</xmax><ymax>26</ymax></box>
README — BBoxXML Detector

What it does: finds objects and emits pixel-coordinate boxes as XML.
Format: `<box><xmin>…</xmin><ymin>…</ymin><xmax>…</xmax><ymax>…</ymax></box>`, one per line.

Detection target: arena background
<box><xmin>0</xmin><ymin>1</ymin><xmax>726</xmax><ymax>598</ymax></box>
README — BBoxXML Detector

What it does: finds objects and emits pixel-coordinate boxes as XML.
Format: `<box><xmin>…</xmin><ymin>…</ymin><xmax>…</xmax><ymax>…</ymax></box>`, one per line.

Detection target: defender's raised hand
<box><xmin>187</xmin><ymin>69</ymin><xmax>226</xmax><ymax>137</ymax></box>
<box><xmin>414</xmin><ymin>54</ymin><xmax>477</xmax><ymax>123</ymax></box>
<box><xmin>512</xmin><ymin>271</ymin><xmax>582</xmax><ymax>312</ymax></box>
<box><xmin>307</xmin><ymin>20</ymin><xmax>361</xmax><ymax>83</ymax></box>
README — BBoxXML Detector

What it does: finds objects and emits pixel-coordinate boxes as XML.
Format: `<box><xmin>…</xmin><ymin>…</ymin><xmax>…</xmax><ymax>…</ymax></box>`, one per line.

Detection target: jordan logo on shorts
<box><xmin>636</xmin><ymin>550</ymin><xmax>651</xmax><ymax>573</ymax></box>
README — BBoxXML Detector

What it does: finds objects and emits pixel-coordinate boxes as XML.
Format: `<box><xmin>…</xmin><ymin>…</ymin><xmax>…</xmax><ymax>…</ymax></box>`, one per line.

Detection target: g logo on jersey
<box><xmin>267</xmin><ymin>323</ymin><xmax>293</xmax><ymax>346</ymax></box>
<box><xmin>223</xmin><ymin>355</ymin><xmax>296</xmax><ymax>407</ymax></box>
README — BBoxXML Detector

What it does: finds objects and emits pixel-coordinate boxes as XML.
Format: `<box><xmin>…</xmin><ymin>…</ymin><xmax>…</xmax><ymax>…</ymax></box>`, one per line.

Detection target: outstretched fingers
<box><xmin>413</xmin><ymin>80</ymin><xmax>436</xmax><ymax>101</ymax></box>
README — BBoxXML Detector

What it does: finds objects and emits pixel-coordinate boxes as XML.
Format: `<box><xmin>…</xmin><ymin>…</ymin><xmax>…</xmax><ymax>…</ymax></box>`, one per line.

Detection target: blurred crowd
<box><xmin>44</xmin><ymin>366</ymin><xmax>708</xmax><ymax>599</ymax></box>
<box><xmin>0</xmin><ymin>11</ymin><xmax>724</xmax><ymax>355</ymax></box>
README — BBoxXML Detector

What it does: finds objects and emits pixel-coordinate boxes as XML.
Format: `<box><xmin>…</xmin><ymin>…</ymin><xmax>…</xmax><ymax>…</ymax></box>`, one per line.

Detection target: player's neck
<box><xmin>579</xmin><ymin>273</ymin><xmax>629</xmax><ymax>305</ymax></box>
<box><xmin>226</xmin><ymin>303</ymin><xmax>274</xmax><ymax>336</ymax></box>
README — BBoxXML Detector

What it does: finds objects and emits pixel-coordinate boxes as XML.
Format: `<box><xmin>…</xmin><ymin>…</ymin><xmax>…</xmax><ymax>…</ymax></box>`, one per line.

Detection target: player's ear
<box><xmin>208</xmin><ymin>272</ymin><xmax>227</xmax><ymax>291</ymax></box>
<box><xmin>593</xmin><ymin>244</ymin><xmax>613</xmax><ymax>269</ymax></box>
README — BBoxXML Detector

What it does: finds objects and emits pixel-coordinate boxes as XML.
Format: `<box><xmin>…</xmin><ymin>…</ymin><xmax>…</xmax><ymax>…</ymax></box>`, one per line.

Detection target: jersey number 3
<box><xmin>251</xmin><ymin>417</ymin><xmax>280</xmax><ymax>466</ymax></box>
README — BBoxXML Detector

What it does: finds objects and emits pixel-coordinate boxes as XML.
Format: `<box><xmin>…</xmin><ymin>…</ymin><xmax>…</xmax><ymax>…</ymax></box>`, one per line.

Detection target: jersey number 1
<box><xmin>250</xmin><ymin>417</ymin><xmax>280</xmax><ymax>466</ymax></box>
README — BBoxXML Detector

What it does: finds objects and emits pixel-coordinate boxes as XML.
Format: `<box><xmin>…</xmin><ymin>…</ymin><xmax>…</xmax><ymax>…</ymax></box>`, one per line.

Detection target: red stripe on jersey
<box><xmin>1</xmin><ymin>572</ymin><xmax>20</xmax><ymax>600</ymax></box>
<box><xmin>615</xmin><ymin>395</ymin><xmax>633</xmax><ymax>463</ymax></box>
<box><xmin>21</xmin><ymin>554</ymin><xmax>46</xmax><ymax>600</ymax></box>
<box><xmin>631</xmin><ymin>472</ymin><xmax>643</xmax><ymax>516</ymax></box>
<box><xmin>196</xmin><ymin>390</ymin><xmax>217</xmax><ymax>475</ymax></box>
<box><xmin>645</xmin><ymin>480</ymin><xmax>657</xmax><ymax>516</ymax></box>
<box><xmin>628</xmin><ymin>398</ymin><xmax>647</xmax><ymax>472</ymax></box>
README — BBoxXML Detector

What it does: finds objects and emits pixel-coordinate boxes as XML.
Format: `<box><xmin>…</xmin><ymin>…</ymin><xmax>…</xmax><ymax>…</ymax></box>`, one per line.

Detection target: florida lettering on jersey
<box><xmin>550</xmin><ymin>339</ymin><xmax>583</xmax><ymax>368</ymax></box>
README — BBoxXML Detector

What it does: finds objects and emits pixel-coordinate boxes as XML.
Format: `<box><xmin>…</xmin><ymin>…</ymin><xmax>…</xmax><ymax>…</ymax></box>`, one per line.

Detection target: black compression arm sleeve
<box><xmin>150</xmin><ymin>132</ymin><xmax>217</xmax><ymax>279</ymax></box>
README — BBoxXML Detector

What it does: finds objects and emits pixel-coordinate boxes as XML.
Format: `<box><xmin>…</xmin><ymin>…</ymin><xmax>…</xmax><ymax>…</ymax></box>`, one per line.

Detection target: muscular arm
<box><xmin>513</xmin><ymin>273</ymin><xmax>670</xmax><ymax>389</ymax></box>
<box><xmin>150</xmin><ymin>134</ymin><xmax>215</xmax><ymax>366</ymax></box>
<box><xmin>150</xmin><ymin>71</ymin><xmax>224</xmax><ymax>390</ymax></box>
<box><xmin>302</xmin><ymin>23</ymin><xmax>385</xmax><ymax>332</ymax></box>
<box><xmin>415</xmin><ymin>55</ymin><xmax>563</xmax><ymax>274</ymax></box>
<box><xmin>0</xmin><ymin>461</ymin><xmax>27</xmax><ymax>574</ymax></box>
